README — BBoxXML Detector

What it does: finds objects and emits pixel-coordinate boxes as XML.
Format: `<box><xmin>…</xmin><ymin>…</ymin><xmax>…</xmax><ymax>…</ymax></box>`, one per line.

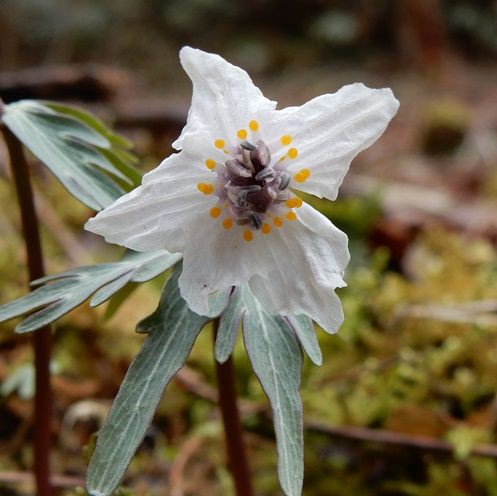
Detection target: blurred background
<box><xmin>2</xmin><ymin>0</ymin><xmax>497</xmax><ymax>494</ymax></box>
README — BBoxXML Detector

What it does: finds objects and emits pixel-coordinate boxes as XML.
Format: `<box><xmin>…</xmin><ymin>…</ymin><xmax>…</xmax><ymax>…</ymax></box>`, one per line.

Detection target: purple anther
<box><xmin>255</xmin><ymin>167</ymin><xmax>275</xmax><ymax>181</ymax></box>
<box><xmin>248</xmin><ymin>212</ymin><xmax>263</xmax><ymax>230</ymax></box>
<box><xmin>241</xmin><ymin>148</ymin><xmax>255</xmax><ymax>172</ymax></box>
<box><xmin>256</xmin><ymin>140</ymin><xmax>271</xmax><ymax>167</ymax></box>
<box><xmin>240</xmin><ymin>141</ymin><xmax>257</xmax><ymax>151</ymax></box>
<box><xmin>225</xmin><ymin>159</ymin><xmax>252</xmax><ymax>178</ymax></box>
<box><xmin>278</xmin><ymin>173</ymin><xmax>291</xmax><ymax>191</ymax></box>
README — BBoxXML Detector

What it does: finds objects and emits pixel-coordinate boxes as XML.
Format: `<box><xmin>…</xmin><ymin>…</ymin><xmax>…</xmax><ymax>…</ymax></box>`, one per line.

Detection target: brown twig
<box><xmin>176</xmin><ymin>355</ymin><xmax>497</xmax><ymax>461</ymax></box>
<box><xmin>213</xmin><ymin>320</ymin><xmax>254</xmax><ymax>496</ymax></box>
<box><xmin>0</xmin><ymin>161</ymin><xmax>93</xmax><ymax>266</ymax></box>
<box><xmin>0</xmin><ymin>471</ymin><xmax>84</xmax><ymax>489</ymax></box>
<box><xmin>176</xmin><ymin>365</ymin><xmax>263</xmax><ymax>415</ymax></box>
<box><xmin>306</xmin><ymin>420</ymin><xmax>497</xmax><ymax>458</ymax></box>
<box><xmin>1</xmin><ymin>114</ymin><xmax>53</xmax><ymax>496</ymax></box>
<box><xmin>169</xmin><ymin>435</ymin><xmax>205</xmax><ymax>496</ymax></box>
<box><xmin>175</xmin><ymin>366</ymin><xmax>218</xmax><ymax>403</ymax></box>
<box><xmin>32</xmin><ymin>183</ymin><xmax>94</xmax><ymax>266</ymax></box>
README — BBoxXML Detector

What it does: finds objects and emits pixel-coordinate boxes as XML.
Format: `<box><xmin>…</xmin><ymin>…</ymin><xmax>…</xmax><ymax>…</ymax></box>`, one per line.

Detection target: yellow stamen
<box><xmin>205</xmin><ymin>159</ymin><xmax>216</xmax><ymax>170</ymax></box>
<box><xmin>210</xmin><ymin>206</ymin><xmax>222</xmax><ymax>218</ymax></box>
<box><xmin>294</xmin><ymin>168</ymin><xmax>311</xmax><ymax>183</ymax></box>
<box><xmin>280</xmin><ymin>135</ymin><xmax>292</xmax><ymax>146</ymax></box>
<box><xmin>285</xmin><ymin>211</ymin><xmax>297</xmax><ymax>221</ymax></box>
<box><xmin>285</xmin><ymin>197</ymin><xmax>303</xmax><ymax>209</ymax></box>
<box><xmin>214</xmin><ymin>139</ymin><xmax>225</xmax><ymax>149</ymax></box>
<box><xmin>261</xmin><ymin>223</ymin><xmax>272</xmax><ymax>234</ymax></box>
<box><xmin>249</xmin><ymin>120</ymin><xmax>259</xmax><ymax>131</ymax></box>
<box><xmin>197</xmin><ymin>183</ymin><xmax>214</xmax><ymax>195</ymax></box>
<box><xmin>237</xmin><ymin>129</ymin><xmax>247</xmax><ymax>139</ymax></box>
<box><xmin>287</xmin><ymin>147</ymin><xmax>298</xmax><ymax>159</ymax></box>
<box><xmin>222</xmin><ymin>218</ymin><xmax>233</xmax><ymax>230</ymax></box>
<box><xmin>273</xmin><ymin>217</ymin><xmax>284</xmax><ymax>228</ymax></box>
<box><xmin>243</xmin><ymin>230</ymin><xmax>253</xmax><ymax>242</ymax></box>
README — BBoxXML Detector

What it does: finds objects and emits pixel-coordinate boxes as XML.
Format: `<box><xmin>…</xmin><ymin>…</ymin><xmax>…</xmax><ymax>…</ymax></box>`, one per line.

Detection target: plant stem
<box><xmin>1</xmin><ymin>120</ymin><xmax>53</xmax><ymax>496</ymax></box>
<box><xmin>213</xmin><ymin>321</ymin><xmax>254</xmax><ymax>496</ymax></box>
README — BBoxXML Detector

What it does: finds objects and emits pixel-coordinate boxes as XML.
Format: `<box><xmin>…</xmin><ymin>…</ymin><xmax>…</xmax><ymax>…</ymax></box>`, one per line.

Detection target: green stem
<box><xmin>1</xmin><ymin>110</ymin><xmax>53</xmax><ymax>496</ymax></box>
<box><xmin>213</xmin><ymin>320</ymin><xmax>254</xmax><ymax>496</ymax></box>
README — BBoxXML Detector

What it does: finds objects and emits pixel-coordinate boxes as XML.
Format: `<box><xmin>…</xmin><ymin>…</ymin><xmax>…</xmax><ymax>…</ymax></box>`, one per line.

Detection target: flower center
<box><xmin>217</xmin><ymin>139</ymin><xmax>291</xmax><ymax>230</ymax></box>
<box><xmin>198</xmin><ymin>122</ymin><xmax>310</xmax><ymax>241</ymax></box>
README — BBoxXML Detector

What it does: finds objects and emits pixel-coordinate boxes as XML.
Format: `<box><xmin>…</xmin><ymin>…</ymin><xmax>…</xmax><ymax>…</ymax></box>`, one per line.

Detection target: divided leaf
<box><xmin>0</xmin><ymin>250</ymin><xmax>180</xmax><ymax>333</ymax></box>
<box><xmin>206</xmin><ymin>287</ymin><xmax>231</xmax><ymax>319</ymax></box>
<box><xmin>285</xmin><ymin>315</ymin><xmax>322</xmax><ymax>366</ymax></box>
<box><xmin>87</xmin><ymin>266</ymin><xmax>210</xmax><ymax>496</ymax></box>
<box><xmin>2</xmin><ymin>100</ymin><xmax>141</xmax><ymax>210</ymax></box>
<box><xmin>242</xmin><ymin>288</ymin><xmax>304</xmax><ymax>496</ymax></box>
<box><xmin>218</xmin><ymin>288</ymin><xmax>322</xmax><ymax>366</ymax></box>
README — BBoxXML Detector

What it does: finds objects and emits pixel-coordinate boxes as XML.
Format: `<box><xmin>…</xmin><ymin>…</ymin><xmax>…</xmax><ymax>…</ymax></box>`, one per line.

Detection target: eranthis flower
<box><xmin>85</xmin><ymin>47</ymin><xmax>398</xmax><ymax>332</ymax></box>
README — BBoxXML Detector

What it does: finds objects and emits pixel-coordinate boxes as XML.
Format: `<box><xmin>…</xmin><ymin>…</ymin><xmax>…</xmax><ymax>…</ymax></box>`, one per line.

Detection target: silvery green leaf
<box><xmin>89</xmin><ymin>250</ymin><xmax>179</xmax><ymax>305</ymax></box>
<box><xmin>242</xmin><ymin>288</ymin><xmax>303</xmax><ymax>496</ymax></box>
<box><xmin>205</xmin><ymin>288</ymin><xmax>231</xmax><ymax>319</ymax></box>
<box><xmin>87</xmin><ymin>266</ymin><xmax>209</xmax><ymax>496</ymax></box>
<box><xmin>215</xmin><ymin>287</ymin><xmax>246</xmax><ymax>364</ymax></box>
<box><xmin>284</xmin><ymin>315</ymin><xmax>322</xmax><ymax>366</ymax></box>
<box><xmin>44</xmin><ymin>102</ymin><xmax>132</xmax><ymax>149</ymax></box>
<box><xmin>95</xmin><ymin>246</ymin><xmax>177</xmax><ymax>319</ymax></box>
<box><xmin>89</xmin><ymin>274</ymin><xmax>134</xmax><ymax>307</ymax></box>
<box><xmin>2</xmin><ymin>100</ymin><xmax>140</xmax><ymax>210</ymax></box>
<box><xmin>0</xmin><ymin>250</ymin><xmax>180</xmax><ymax>333</ymax></box>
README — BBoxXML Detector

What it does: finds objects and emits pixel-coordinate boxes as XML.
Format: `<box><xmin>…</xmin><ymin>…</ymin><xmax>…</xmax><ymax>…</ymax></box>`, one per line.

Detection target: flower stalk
<box><xmin>213</xmin><ymin>320</ymin><xmax>254</xmax><ymax>496</ymax></box>
<box><xmin>1</xmin><ymin>111</ymin><xmax>53</xmax><ymax>496</ymax></box>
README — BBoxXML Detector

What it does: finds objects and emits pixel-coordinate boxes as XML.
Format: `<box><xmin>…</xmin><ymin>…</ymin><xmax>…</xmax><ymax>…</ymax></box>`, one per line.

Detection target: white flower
<box><xmin>85</xmin><ymin>47</ymin><xmax>398</xmax><ymax>333</ymax></box>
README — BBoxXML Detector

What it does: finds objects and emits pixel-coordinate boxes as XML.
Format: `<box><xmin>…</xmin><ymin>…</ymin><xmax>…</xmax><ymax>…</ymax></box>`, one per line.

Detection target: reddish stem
<box><xmin>213</xmin><ymin>321</ymin><xmax>254</xmax><ymax>496</ymax></box>
<box><xmin>1</xmin><ymin>120</ymin><xmax>53</xmax><ymax>496</ymax></box>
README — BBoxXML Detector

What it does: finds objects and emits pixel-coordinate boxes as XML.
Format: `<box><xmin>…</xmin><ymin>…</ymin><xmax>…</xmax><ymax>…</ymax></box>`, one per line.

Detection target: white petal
<box><xmin>266</xmin><ymin>83</ymin><xmax>399</xmax><ymax>200</ymax></box>
<box><xmin>85</xmin><ymin>143</ymin><xmax>216</xmax><ymax>253</ymax></box>
<box><xmin>247</xmin><ymin>204</ymin><xmax>349</xmax><ymax>333</ymax></box>
<box><xmin>178</xmin><ymin>202</ymin><xmax>349</xmax><ymax>328</ymax></box>
<box><xmin>249</xmin><ymin>273</ymin><xmax>344</xmax><ymax>334</ymax></box>
<box><xmin>173</xmin><ymin>47</ymin><xmax>277</xmax><ymax>149</ymax></box>
<box><xmin>178</xmin><ymin>215</ymin><xmax>265</xmax><ymax>315</ymax></box>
